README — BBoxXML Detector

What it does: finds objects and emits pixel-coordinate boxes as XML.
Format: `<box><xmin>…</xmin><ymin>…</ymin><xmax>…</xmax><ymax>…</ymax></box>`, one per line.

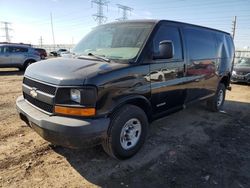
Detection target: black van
<box><xmin>16</xmin><ymin>20</ymin><xmax>235</xmax><ymax>159</ymax></box>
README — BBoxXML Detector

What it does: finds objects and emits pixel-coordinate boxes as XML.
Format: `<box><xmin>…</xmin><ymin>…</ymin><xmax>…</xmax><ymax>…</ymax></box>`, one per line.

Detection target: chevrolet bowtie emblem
<box><xmin>30</xmin><ymin>88</ymin><xmax>38</xmax><ymax>98</ymax></box>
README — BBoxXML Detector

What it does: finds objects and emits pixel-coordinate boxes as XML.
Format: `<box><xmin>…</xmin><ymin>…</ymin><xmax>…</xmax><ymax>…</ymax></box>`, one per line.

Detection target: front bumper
<box><xmin>16</xmin><ymin>96</ymin><xmax>110</xmax><ymax>148</ymax></box>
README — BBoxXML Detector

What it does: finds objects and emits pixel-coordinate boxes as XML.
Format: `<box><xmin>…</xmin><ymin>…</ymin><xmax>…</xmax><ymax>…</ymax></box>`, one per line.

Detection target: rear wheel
<box><xmin>158</xmin><ymin>75</ymin><xmax>163</xmax><ymax>81</ymax></box>
<box><xmin>207</xmin><ymin>83</ymin><xmax>226</xmax><ymax>112</ymax></box>
<box><xmin>102</xmin><ymin>104</ymin><xmax>148</xmax><ymax>159</ymax></box>
<box><xmin>19</xmin><ymin>60</ymin><xmax>36</xmax><ymax>71</ymax></box>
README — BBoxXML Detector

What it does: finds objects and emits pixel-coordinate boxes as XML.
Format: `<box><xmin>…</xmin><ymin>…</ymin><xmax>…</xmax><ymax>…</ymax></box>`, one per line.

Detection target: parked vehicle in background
<box><xmin>231</xmin><ymin>57</ymin><xmax>250</xmax><ymax>83</ymax></box>
<box><xmin>49</xmin><ymin>51</ymin><xmax>57</xmax><ymax>56</ymax></box>
<box><xmin>35</xmin><ymin>48</ymin><xmax>47</xmax><ymax>59</ymax></box>
<box><xmin>16</xmin><ymin>20</ymin><xmax>234</xmax><ymax>159</ymax></box>
<box><xmin>145</xmin><ymin>70</ymin><xmax>165</xmax><ymax>81</ymax></box>
<box><xmin>0</xmin><ymin>43</ymin><xmax>41</xmax><ymax>70</ymax></box>
<box><xmin>49</xmin><ymin>49</ymin><xmax>69</xmax><ymax>57</ymax></box>
<box><xmin>59</xmin><ymin>51</ymin><xmax>71</xmax><ymax>57</ymax></box>
<box><xmin>60</xmin><ymin>52</ymin><xmax>75</xmax><ymax>58</ymax></box>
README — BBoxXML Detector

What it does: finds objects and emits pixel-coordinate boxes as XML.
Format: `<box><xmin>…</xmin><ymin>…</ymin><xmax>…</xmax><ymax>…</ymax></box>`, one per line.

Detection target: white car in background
<box><xmin>144</xmin><ymin>70</ymin><xmax>165</xmax><ymax>82</ymax></box>
<box><xmin>50</xmin><ymin>49</ymin><xmax>70</xmax><ymax>57</ymax></box>
<box><xmin>59</xmin><ymin>51</ymin><xmax>71</xmax><ymax>57</ymax></box>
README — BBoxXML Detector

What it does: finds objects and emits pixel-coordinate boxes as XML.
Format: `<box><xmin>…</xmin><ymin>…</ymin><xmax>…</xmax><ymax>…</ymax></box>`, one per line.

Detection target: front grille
<box><xmin>24</xmin><ymin>93</ymin><xmax>53</xmax><ymax>113</ymax></box>
<box><xmin>236</xmin><ymin>71</ymin><xmax>249</xmax><ymax>76</ymax></box>
<box><xmin>23</xmin><ymin>77</ymin><xmax>56</xmax><ymax>95</ymax></box>
<box><xmin>237</xmin><ymin>72</ymin><xmax>243</xmax><ymax>75</ymax></box>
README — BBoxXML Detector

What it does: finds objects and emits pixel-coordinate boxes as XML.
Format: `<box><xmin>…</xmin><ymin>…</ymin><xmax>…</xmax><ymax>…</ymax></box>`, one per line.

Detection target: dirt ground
<box><xmin>0</xmin><ymin>68</ymin><xmax>249</xmax><ymax>188</ymax></box>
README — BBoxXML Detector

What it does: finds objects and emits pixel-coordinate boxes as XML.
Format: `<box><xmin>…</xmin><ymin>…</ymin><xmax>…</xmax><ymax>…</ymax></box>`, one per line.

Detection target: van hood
<box><xmin>24</xmin><ymin>57</ymin><xmax>126</xmax><ymax>85</ymax></box>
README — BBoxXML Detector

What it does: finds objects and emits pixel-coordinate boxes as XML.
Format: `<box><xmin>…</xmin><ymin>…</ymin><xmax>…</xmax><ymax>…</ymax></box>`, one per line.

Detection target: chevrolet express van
<box><xmin>16</xmin><ymin>20</ymin><xmax>235</xmax><ymax>159</ymax></box>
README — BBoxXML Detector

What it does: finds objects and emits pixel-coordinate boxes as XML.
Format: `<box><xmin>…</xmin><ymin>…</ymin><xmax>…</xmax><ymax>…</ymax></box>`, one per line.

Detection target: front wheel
<box><xmin>207</xmin><ymin>83</ymin><xmax>226</xmax><ymax>112</ymax></box>
<box><xmin>102</xmin><ymin>104</ymin><xmax>148</xmax><ymax>159</ymax></box>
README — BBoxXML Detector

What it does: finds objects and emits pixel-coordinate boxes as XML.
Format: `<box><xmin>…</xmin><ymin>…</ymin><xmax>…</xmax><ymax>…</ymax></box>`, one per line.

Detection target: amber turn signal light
<box><xmin>54</xmin><ymin>106</ymin><xmax>96</xmax><ymax>116</ymax></box>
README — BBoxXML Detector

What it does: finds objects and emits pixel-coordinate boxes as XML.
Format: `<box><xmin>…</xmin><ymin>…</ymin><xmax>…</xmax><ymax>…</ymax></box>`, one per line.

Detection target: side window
<box><xmin>20</xmin><ymin>47</ymin><xmax>28</xmax><ymax>52</ymax></box>
<box><xmin>0</xmin><ymin>46</ymin><xmax>4</xmax><ymax>53</ymax></box>
<box><xmin>216</xmin><ymin>33</ymin><xmax>234</xmax><ymax>59</ymax></box>
<box><xmin>7</xmin><ymin>47</ymin><xmax>15</xmax><ymax>53</ymax></box>
<box><xmin>11</xmin><ymin>47</ymin><xmax>28</xmax><ymax>53</ymax></box>
<box><xmin>184</xmin><ymin>28</ymin><xmax>217</xmax><ymax>60</ymax></box>
<box><xmin>153</xmin><ymin>25</ymin><xmax>183</xmax><ymax>61</ymax></box>
<box><xmin>3</xmin><ymin>46</ymin><xmax>12</xmax><ymax>53</ymax></box>
<box><xmin>225</xmin><ymin>35</ymin><xmax>234</xmax><ymax>58</ymax></box>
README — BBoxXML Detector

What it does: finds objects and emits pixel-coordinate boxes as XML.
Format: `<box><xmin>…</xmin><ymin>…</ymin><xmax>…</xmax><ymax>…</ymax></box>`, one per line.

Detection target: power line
<box><xmin>116</xmin><ymin>4</ymin><xmax>133</xmax><ymax>21</ymax></box>
<box><xmin>91</xmin><ymin>0</ymin><xmax>109</xmax><ymax>25</ymax></box>
<box><xmin>1</xmin><ymin>21</ymin><xmax>13</xmax><ymax>42</ymax></box>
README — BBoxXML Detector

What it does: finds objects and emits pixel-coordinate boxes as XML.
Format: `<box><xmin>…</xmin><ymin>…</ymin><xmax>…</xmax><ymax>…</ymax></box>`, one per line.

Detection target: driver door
<box><xmin>149</xmin><ymin>24</ymin><xmax>186</xmax><ymax>115</ymax></box>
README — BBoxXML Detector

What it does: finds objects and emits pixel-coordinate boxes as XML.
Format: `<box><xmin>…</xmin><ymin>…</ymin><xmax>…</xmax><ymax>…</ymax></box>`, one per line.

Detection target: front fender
<box><xmin>109</xmin><ymin>94</ymin><xmax>152</xmax><ymax>119</ymax></box>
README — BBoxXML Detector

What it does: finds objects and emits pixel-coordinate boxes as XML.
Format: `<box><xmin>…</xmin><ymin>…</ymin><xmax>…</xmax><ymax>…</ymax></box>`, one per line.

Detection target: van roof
<box><xmin>108</xmin><ymin>19</ymin><xmax>231</xmax><ymax>35</ymax></box>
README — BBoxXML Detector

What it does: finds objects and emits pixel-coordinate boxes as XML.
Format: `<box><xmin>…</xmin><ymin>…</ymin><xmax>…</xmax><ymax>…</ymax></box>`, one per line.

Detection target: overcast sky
<box><xmin>0</xmin><ymin>0</ymin><xmax>250</xmax><ymax>49</ymax></box>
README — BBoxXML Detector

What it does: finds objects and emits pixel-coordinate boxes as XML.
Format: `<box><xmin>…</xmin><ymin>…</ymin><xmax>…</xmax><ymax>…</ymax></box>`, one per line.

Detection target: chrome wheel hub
<box><xmin>217</xmin><ymin>89</ymin><xmax>224</xmax><ymax>107</ymax></box>
<box><xmin>120</xmin><ymin>118</ymin><xmax>142</xmax><ymax>150</ymax></box>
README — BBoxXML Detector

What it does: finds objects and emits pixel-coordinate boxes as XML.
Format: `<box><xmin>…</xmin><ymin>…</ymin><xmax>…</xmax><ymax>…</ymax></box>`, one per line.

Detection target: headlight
<box><xmin>232</xmin><ymin>70</ymin><xmax>236</xmax><ymax>75</ymax></box>
<box><xmin>70</xmin><ymin>89</ymin><xmax>81</xmax><ymax>103</ymax></box>
<box><xmin>56</xmin><ymin>87</ymin><xmax>97</xmax><ymax>106</ymax></box>
<box><xmin>55</xmin><ymin>87</ymin><xmax>97</xmax><ymax>117</ymax></box>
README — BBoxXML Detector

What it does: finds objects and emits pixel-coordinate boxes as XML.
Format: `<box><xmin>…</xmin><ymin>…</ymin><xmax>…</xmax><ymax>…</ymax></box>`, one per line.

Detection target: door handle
<box><xmin>195</xmin><ymin>78</ymin><xmax>200</xmax><ymax>82</ymax></box>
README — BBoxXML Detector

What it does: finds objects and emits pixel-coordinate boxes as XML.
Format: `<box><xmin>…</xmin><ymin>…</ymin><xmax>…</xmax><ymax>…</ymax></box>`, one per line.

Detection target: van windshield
<box><xmin>73</xmin><ymin>22</ymin><xmax>154</xmax><ymax>61</ymax></box>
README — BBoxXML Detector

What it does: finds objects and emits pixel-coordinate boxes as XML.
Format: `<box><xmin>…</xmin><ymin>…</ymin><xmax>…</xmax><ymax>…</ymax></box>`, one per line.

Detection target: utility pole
<box><xmin>232</xmin><ymin>16</ymin><xmax>237</xmax><ymax>40</ymax></box>
<box><xmin>50</xmin><ymin>13</ymin><xmax>56</xmax><ymax>50</ymax></box>
<box><xmin>1</xmin><ymin>21</ymin><xmax>13</xmax><ymax>42</ymax></box>
<box><xmin>116</xmin><ymin>4</ymin><xmax>133</xmax><ymax>21</ymax></box>
<box><xmin>91</xmin><ymin>0</ymin><xmax>109</xmax><ymax>25</ymax></box>
<box><xmin>39</xmin><ymin>36</ymin><xmax>43</xmax><ymax>47</ymax></box>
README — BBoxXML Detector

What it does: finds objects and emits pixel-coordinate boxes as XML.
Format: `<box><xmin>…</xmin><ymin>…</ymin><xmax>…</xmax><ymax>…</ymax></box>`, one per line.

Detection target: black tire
<box><xmin>19</xmin><ymin>67</ymin><xmax>25</xmax><ymax>71</ymax></box>
<box><xmin>102</xmin><ymin>104</ymin><xmax>148</xmax><ymax>159</ymax></box>
<box><xmin>20</xmin><ymin>60</ymin><xmax>36</xmax><ymax>71</ymax></box>
<box><xmin>158</xmin><ymin>75</ymin><xmax>163</xmax><ymax>81</ymax></box>
<box><xmin>207</xmin><ymin>83</ymin><xmax>226</xmax><ymax>112</ymax></box>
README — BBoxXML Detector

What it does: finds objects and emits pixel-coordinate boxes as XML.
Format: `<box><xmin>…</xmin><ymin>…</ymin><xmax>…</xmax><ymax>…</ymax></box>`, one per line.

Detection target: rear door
<box><xmin>10</xmin><ymin>46</ymin><xmax>28</xmax><ymax>66</ymax></box>
<box><xmin>183</xmin><ymin>27</ymin><xmax>218</xmax><ymax>102</ymax></box>
<box><xmin>149</xmin><ymin>23</ymin><xmax>186</xmax><ymax>114</ymax></box>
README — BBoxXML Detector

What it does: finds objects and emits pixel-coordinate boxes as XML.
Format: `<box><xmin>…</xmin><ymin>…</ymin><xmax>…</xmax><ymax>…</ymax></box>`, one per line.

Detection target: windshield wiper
<box><xmin>88</xmin><ymin>53</ymin><xmax>110</xmax><ymax>63</ymax></box>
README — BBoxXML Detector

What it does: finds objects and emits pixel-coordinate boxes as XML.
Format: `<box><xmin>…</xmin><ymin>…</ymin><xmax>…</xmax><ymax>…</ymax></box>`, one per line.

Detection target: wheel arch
<box><xmin>220</xmin><ymin>73</ymin><xmax>231</xmax><ymax>88</ymax></box>
<box><xmin>24</xmin><ymin>58</ymin><xmax>36</xmax><ymax>65</ymax></box>
<box><xmin>21</xmin><ymin>58</ymin><xmax>37</xmax><ymax>70</ymax></box>
<box><xmin>109</xmin><ymin>95</ymin><xmax>152</xmax><ymax>121</ymax></box>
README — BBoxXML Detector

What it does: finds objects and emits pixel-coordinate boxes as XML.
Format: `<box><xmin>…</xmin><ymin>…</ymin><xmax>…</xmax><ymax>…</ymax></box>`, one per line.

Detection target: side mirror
<box><xmin>153</xmin><ymin>40</ymin><xmax>174</xmax><ymax>60</ymax></box>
